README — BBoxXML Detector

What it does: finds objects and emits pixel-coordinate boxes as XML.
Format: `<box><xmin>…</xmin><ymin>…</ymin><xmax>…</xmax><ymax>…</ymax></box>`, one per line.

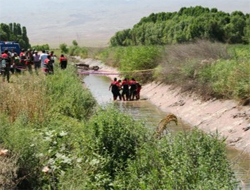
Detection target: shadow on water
<box><xmin>83</xmin><ymin>74</ymin><xmax>250</xmax><ymax>189</ymax></box>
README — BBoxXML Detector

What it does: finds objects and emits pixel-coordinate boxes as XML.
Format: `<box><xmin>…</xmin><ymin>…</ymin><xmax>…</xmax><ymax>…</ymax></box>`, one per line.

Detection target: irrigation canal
<box><xmin>83</xmin><ymin>74</ymin><xmax>250</xmax><ymax>189</ymax></box>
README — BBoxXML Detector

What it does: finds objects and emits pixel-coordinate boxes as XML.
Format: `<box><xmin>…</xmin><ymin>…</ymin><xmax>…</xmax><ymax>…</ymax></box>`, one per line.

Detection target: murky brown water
<box><xmin>83</xmin><ymin>74</ymin><xmax>250</xmax><ymax>189</ymax></box>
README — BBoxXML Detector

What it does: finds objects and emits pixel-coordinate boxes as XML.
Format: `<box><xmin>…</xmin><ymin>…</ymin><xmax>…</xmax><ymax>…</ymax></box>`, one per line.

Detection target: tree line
<box><xmin>110</xmin><ymin>6</ymin><xmax>250</xmax><ymax>46</ymax></box>
<box><xmin>0</xmin><ymin>23</ymin><xmax>31</xmax><ymax>49</ymax></box>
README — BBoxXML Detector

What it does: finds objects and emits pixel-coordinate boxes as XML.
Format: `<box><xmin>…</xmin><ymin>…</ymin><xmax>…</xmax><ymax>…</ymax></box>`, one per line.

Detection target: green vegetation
<box><xmin>59</xmin><ymin>40</ymin><xmax>88</xmax><ymax>58</ymax></box>
<box><xmin>0</xmin><ymin>67</ymin><xmax>96</xmax><ymax>188</ymax></box>
<box><xmin>97</xmin><ymin>40</ymin><xmax>250</xmax><ymax>101</ymax></box>
<box><xmin>110</xmin><ymin>6</ymin><xmax>250</xmax><ymax>46</ymax></box>
<box><xmin>0</xmin><ymin>66</ymin><xmax>237</xmax><ymax>189</ymax></box>
<box><xmin>97</xmin><ymin>45</ymin><xmax>161</xmax><ymax>82</ymax></box>
<box><xmin>32</xmin><ymin>44</ymin><xmax>50</xmax><ymax>51</ymax></box>
<box><xmin>0</xmin><ymin>23</ymin><xmax>31</xmax><ymax>49</ymax></box>
<box><xmin>156</xmin><ymin>41</ymin><xmax>250</xmax><ymax>101</ymax></box>
<box><xmin>114</xmin><ymin>130</ymin><xmax>236</xmax><ymax>189</ymax></box>
<box><xmin>0</xmin><ymin>5</ymin><xmax>246</xmax><ymax>189</ymax></box>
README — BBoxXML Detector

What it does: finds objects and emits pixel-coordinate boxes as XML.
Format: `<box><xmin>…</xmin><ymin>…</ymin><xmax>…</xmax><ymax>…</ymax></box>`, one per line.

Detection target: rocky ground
<box><xmin>78</xmin><ymin>58</ymin><xmax>250</xmax><ymax>154</ymax></box>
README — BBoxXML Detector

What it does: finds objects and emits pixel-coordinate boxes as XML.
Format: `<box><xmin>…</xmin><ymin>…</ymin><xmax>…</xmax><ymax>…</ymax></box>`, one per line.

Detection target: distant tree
<box><xmin>32</xmin><ymin>44</ymin><xmax>50</xmax><ymax>51</ymax></box>
<box><xmin>59</xmin><ymin>43</ymin><xmax>69</xmax><ymax>53</ymax></box>
<box><xmin>211</xmin><ymin>8</ymin><xmax>218</xmax><ymax>13</ymax></box>
<box><xmin>109</xmin><ymin>6</ymin><xmax>249</xmax><ymax>46</ymax></box>
<box><xmin>0</xmin><ymin>23</ymin><xmax>31</xmax><ymax>49</ymax></box>
<box><xmin>0</xmin><ymin>23</ymin><xmax>10</xmax><ymax>39</ymax></box>
<box><xmin>243</xmin><ymin>17</ymin><xmax>250</xmax><ymax>43</ymax></box>
<box><xmin>72</xmin><ymin>40</ymin><xmax>78</xmax><ymax>46</ymax></box>
<box><xmin>16</xmin><ymin>24</ymin><xmax>22</xmax><ymax>35</ymax></box>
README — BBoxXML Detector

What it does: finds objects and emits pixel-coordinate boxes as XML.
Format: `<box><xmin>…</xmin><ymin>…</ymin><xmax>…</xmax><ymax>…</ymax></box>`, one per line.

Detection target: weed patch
<box><xmin>0</xmin><ymin>65</ymin><xmax>238</xmax><ymax>189</ymax></box>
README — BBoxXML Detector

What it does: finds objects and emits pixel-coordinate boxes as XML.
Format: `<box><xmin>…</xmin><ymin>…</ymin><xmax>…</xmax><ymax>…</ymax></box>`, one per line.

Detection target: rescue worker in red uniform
<box><xmin>129</xmin><ymin>78</ymin><xmax>137</xmax><ymax>101</ymax></box>
<box><xmin>121</xmin><ymin>78</ymin><xmax>130</xmax><ymax>101</ymax></box>
<box><xmin>59</xmin><ymin>54</ymin><xmax>67</xmax><ymax>69</ymax></box>
<box><xmin>117</xmin><ymin>80</ymin><xmax>122</xmax><ymax>100</ymax></box>
<box><xmin>109</xmin><ymin>78</ymin><xmax>119</xmax><ymax>101</ymax></box>
<box><xmin>136</xmin><ymin>82</ymin><xmax>142</xmax><ymax>100</ymax></box>
<box><xmin>44</xmin><ymin>55</ymin><xmax>54</xmax><ymax>75</ymax></box>
<box><xmin>25</xmin><ymin>49</ymin><xmax>33</xmax><ymax>74</ymax></box>
<box><xmin>1</xmin><ymin>50</ymin><xmax>11</xmax><ymax>82</ymax></box>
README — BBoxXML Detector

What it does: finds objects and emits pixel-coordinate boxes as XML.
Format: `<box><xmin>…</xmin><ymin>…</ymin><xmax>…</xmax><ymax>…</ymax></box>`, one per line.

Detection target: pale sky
<box><xmin>0</xmin><ymin>0</ymin><xmax>249</xmax><ymax>47</ymax></box>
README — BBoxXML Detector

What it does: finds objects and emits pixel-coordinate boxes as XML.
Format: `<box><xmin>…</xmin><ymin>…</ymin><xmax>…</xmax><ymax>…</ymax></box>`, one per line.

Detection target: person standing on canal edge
<box><xmin>59</xmin><ymin>54</ymin><xmax>68</xmax><ymax>69</ymax></box>
<box><xmin>33</xmin><ymin>50</ymin><xmax>41</xmax><ymax>74</ymax></box>
<box><xmin>25</xmin><ymin>49</ymin><xmax>33</xmax><ymax>74</ymax></box>
<box><xmin>1</xmin><ymin>49</ymin><xmax>11</xmax><ymax>82</ymax></box>
<box><xmin>39</xmin><ymin>50</ymin><xmax>48</xmax><ymax>73</ymax></box>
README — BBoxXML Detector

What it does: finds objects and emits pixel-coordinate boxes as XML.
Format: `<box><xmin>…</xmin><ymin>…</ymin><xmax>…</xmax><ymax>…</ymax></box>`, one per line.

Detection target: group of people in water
<box><xmin>109</xmin><ymin>77</ymin><xmax>141</xmax><ymax>101</ymax></box>
<box><xmin>0</xmin><ymin>49</ymin><xmax>68</xmax><ymax>82</ymax></box>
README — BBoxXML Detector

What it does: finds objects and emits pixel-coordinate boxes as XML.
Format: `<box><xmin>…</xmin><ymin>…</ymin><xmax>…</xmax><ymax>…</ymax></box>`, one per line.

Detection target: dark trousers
<box><xmin>34</xmin><ymin>61</ymin><xmax>41</xmax><ymax>70</ymax></box>
<box><xmin>1</xmin><ymin>67</ymin><xmax>10</xmax><ymax>82</ymax></box>
<box><xmin>61</xmin><ymin>62</ymin><xmax>67</xmax><ymax>69</ymax></box>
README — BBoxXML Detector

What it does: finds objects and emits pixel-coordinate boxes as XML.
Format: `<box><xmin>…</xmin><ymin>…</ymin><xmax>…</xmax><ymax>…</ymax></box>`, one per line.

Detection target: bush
<box><xmin>45</xmin><ymin>66</ymin><xmax>96</xmax><ymax>120</ymax></box>
<box><xmin>0</xmin><ymin>62</ymin><xmax>238</xmax><ymax>189</ymax></box>
<box><xmin>155</xmin><ymin>40</ymin><xmax>250</xmax><ymax>100</ymax></box>
<box><xmin>0</xmin><ymin>66</ymin><xmax>96</xmax><ymax>189</ymax></box>
<box><xmin>98</xmin><ymin>46</ymin><xmax>161</xmax><ymax>82</ymax></box>
<box><xmin>87</xmin><ymin>107</ymin><xmax>147</xmax><ymax>176</ymax></box>
<box><xmin>68</xmin><ymin>46</ymin><xmax>88</xmax><ymax>58</ymax></box>
<box><xmin>113</xmin><ymin>129</ymin><xmax>237</xmax><ymax>190</ymax></box>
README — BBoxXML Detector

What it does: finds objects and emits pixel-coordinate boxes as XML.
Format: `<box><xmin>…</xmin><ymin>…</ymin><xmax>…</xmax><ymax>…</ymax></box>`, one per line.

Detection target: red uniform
<box><xmin>59</xmin><ymin>56</ymin><xmax>67</xmax><ymax>69</ymax></box>
<box><xmin>43</xmin><ymin>58</ymin><xmax>53</xmax><ymax>74</ymax></box>
<box><xmin>109</xmin><ymin>79</ymin><xmax>120</xmax><ymax>100</ymax></box>
<box><xmin>136</xmin><ymin>83</ymin><xmax>142</xmax><ymax>100</ymax></box>
<box><xmin>1</xmin><ymin>53</ymin><xmax>9</xmax><ymax>59</ymax></box>
<box><xmin>129</xmin><ymin>79</ymin><xmax>137</xmax><ymax>100</ymax></box>
<box><xmin>121</xmin><ymin>79</ymin><xmax>129</xmax><ymax>101</ymax></box>
<box><xmin>1</xmin><ymin>52</ymin><xmax>11</xmax><ymax>82</ymax></box>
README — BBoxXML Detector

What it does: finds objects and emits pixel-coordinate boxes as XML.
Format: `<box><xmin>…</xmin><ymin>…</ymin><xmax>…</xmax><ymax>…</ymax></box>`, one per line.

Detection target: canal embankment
<box><xmin>78</xmin><ymin>57</ymin><xmax>250</xmax><ymax>154</ymax></box>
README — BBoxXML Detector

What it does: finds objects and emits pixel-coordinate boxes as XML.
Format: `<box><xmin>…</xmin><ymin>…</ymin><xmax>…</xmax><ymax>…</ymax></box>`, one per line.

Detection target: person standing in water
<box><xmin>117</xmin><ymin>79</ymin><xmax>122</xmax><ymax>100</ymax></box>
<box><xmin>121</xmin><ymin>78</ymin><xmax>130</xmax><ymax>101</ymax></box>
<box><xmin>109</xmin><ymin>78</ymin><xmax>119</xmax><ymax>101</ymax></box>
<box><xmin>136</xmin><ymin>82</ymin><xmax>142</xmax><ymax>100</ymax></box>
<box><xmin>129</xmin><ymin>78</ymin><xmax>137</xmax><ymax>101</ymax></box>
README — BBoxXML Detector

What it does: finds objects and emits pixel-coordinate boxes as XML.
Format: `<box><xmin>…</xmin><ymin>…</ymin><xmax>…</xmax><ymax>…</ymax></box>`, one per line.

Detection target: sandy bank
<box><xmin>79</xmin><ymin>58</ymin><xmax>250</xmax><ymax>153</ymax></box>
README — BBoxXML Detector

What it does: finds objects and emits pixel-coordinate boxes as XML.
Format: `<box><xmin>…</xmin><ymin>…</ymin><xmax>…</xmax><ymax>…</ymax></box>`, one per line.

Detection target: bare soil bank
<box><xmin>80</xmin><ymin>58</ymin><xmax>250</xmax><ymax>153</ymax></box>
<box><xmin>142</xmin><ymin>83</ymin><xmax>250</xmax><ymax>152</ymax></box>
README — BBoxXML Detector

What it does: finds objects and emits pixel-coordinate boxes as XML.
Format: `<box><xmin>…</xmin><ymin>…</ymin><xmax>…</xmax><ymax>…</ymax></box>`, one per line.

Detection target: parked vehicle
<box><xmin>0</xmin><ymin>41</ymin><xmax>21</xmax><ymax>55</ymax></box>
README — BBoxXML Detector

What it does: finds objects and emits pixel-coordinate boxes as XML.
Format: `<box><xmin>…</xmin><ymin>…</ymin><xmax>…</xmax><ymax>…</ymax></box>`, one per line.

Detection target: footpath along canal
<box><xmin>78</xmin><ymin>58</ymin><xmax>250</xmax><ymax>189</ymax></box>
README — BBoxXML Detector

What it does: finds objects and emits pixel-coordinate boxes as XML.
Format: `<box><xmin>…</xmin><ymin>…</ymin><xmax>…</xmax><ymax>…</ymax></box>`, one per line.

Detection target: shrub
<box><xmin>0</xmin><ymin>59</ymin><xmax>239</xmax><ymax>189</ymax></box>
<box><xmin>0</xmin><ymin>66</ymin><xmax>96</xmax><ymax>189</ymax></box>
<box><xmin>155</xmin><ymin>40</ymin><xmax>250</xmax><ymax>100</ymax></box>
<box><xmin>0</xmin><ymin>152</ymin><xmax>19</xmax><ymax>189</ymax></box>
<box><xmin>86</xmin><ymin>106</ymin><xmax>148</xmax><ymax>178</ymax></box>
<box><xmin>113</xmin><ymin>129</ymin><xmax>237</xmax><ymax>190</ymax></box>
<box><xmin>98</xmin><ymin>46</ymin><xmax>161</xmax><ymax>82</ymax></box>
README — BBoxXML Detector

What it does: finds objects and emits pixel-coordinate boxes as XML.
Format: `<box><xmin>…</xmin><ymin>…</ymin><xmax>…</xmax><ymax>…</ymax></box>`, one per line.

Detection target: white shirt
<box><xmin>39</xmin><ymin>53</ymin><xmax>48</xmax><ymax>67</ymax></box>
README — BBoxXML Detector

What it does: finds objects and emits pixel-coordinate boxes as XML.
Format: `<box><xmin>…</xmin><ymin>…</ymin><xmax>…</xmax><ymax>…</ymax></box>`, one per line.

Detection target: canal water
<box><xmin>83</xmin><ymin>74</ymin><xmax>250</xmax><ymax>189</ymax></box>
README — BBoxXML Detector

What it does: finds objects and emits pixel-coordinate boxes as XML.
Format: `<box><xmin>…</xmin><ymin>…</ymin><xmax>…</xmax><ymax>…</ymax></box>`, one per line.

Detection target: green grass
<box><xmin>94</xmin><ymin>41</ymin><xmax>250</xmax><ymax>101</ymax></box>
<box><xmin>0</xmin><ymin>62</ymin><xmax>238</xmax><ymax>189</ymax></box>
<box><xmin>98</xmin><ymin>46</ymin><xmax>161</xmax><ymax>82</ymax></box>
